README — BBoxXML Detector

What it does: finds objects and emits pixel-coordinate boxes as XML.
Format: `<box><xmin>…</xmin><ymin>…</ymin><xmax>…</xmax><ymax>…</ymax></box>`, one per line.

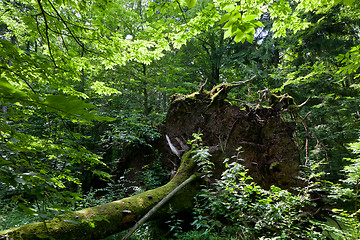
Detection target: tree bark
<box><xmin>0</xmin><ymin>151</ymin><xmax>198</xmax><ymax>240</ymax></box>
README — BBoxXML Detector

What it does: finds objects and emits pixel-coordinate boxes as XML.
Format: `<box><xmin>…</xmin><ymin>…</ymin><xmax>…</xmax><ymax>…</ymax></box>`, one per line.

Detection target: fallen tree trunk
<box><xmin>0</xmin><ymin>151</ymin><xmax>199</xmax><ymax>240</ymax></box>
<box><xmin>1</xmin><ymin>83</ymin><xmax>301</xmax><ymax>239</ymax></box>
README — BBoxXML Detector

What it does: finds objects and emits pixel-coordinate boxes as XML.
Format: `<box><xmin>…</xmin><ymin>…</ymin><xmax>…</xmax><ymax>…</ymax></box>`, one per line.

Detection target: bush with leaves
<box><xmin>139</xmin><ymin>159</ymin><xmax>168</xmax><ymax>190</ymax></box>
<box><xmin>187</xmin><ymin>133</ymin><xmax>213</xmax><ymax>180</ymax></box>
<box><xmin>315</xmin><ymin>138</ymin><xmax>360</xmax><ymax>240</ymax></box>
<box><xmin>187</xmin><ymin>159</ymin><xmax>332</xmax><ymax>239</ymax></box>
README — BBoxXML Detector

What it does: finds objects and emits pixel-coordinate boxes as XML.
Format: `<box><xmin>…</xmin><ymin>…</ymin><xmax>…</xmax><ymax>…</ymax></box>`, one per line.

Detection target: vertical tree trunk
<box><xmin>142</xmin><ymin>64</ymin><xmax>150</xmax><ymax>115</ymax></box>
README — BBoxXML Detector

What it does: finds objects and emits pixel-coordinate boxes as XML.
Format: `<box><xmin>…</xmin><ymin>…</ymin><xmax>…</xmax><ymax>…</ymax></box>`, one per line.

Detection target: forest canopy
<box><xmin>1</xmin><ymin>0</ymin><xmax>360</xmax><ymax>239</ymax></box>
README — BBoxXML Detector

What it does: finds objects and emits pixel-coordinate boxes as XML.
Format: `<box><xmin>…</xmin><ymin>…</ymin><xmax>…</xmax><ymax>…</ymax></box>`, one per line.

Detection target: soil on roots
<box><xmin>116</xmin><ymin>87</ymin><xmax>300</xmax><ymax>189</ymax></box>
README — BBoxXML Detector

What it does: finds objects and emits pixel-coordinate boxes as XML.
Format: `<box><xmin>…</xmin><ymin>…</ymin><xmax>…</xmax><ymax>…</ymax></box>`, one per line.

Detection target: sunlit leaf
<box><xmin>243</xmin><ymin>14</ymin><xmax>257</xmax><ymax>22</ymax></box>
<box><xmin>343</xmin><ymin>0</ymin><xmax>356</xmax><ymax>5</ymax></box>
<box><xmin>234</xmin><ymin>31</ymin><xmax>244</xmax><ymax>43</ymax></box>
<box><xmin>223</xmin><ymin>4</ymin><xmax>236</xmax><ymax>12</ymax></box>
<box><xmin>185</xmin><ymin>0</ymin><xmax>197</xmax><ymax>8</ymax></box>
<box><xmin>223</xmin><ymin>28</ymin><xmax>233</xmax><ymax>39</ymax></box>
<box><xmin>220</xmin><ymin>12</ymin><xmax>232</xmax><ymax>24</ymax></box>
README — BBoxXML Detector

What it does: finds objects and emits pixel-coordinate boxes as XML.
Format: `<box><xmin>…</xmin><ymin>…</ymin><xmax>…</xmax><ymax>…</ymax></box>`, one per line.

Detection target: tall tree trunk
<box><xmin>142</xmin><ymin>64</ymin><xmax>150</xmax><ymax>115</ymax></box>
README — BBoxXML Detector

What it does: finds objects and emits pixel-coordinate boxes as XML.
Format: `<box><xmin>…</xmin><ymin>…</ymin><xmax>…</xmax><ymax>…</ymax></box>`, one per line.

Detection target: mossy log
<box><xmin>1</xmin><ymin>83</ymin><xmax>301</xmax><ymax>239</ymax></box>
<box><xmin>0</xmin><ymin>151</ymin><xmax>198</xmax><ymax>240</ymax></box>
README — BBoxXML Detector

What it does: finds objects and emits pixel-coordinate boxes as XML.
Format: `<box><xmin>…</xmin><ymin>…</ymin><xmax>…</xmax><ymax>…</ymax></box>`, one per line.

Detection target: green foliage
<box><xmin>103</xmin><ymin>223</ymin><xmax>154</xmax><ymax>240</ymax></box>
<box><xmin>1</xmin><ymin>0</ymin><xmax>360</xmax><ymax>238</ymax></box>
<box><xmin>335</xmin><ymin>139</ymin><xmax>360</xmax><ymax>214</ymax></box>
<box><xmin>176</xmin><ymin>230</ymin><xmax>226</xmax><ymax>240</ymax></box>
<box><xmin>337</xmin><ymin>44</ymin><xmax>360</xmax><ymax>78</ymax></box>
<box><xmin>76</xmin><ymin>158</ymin><xmax>167</xmax><ymax>210</ymax></box>
<box><xmin>183</xmin><ymin>0</ymin><xmax>198</xmax><ymax>9</ymax></box>
<box><xmin>219</xmin><ymin>3</ymin><xmax>264</xmax><ymax>43</ymax></box>
<box><xmin>166</xmin><ymin>206</ymin><xmax>184</xmax><ymax>237</ymax></box>
<box><xmin>324</xmin><ymin>208</ymin><xmax>360</xmax><ymax>239</ymax></box>
<box><xmin>0</xmin><ymin>199</ymin><xmax>40</xmax><ymax>231</ymax></box>
<box><xmin>139</xmin><ymin>159</ymin><xmax>168</xmax><ymax>190</ymax></box>
<box><xmin>102</xmin><ymin>113</ymin><xmax>162</xmax><ymax>148</ymax></box>
<box><xmin>188</xmin><ymin>133</ymin><xmax>213</xmax><ymax>179</ymax></box>
<box><xmin>343</xmin><ymin>141</ymin><xmax>360</xmax><ymax>185</ymax></box>
<box><xmin>74</xmin><ymin>170</ymin><xmax>136</xmax><ymax>209</ymax></box>
<box><xmin>189</xmin><ymin>159</ymin><xmax>328</xmax><ymax>239</ymax></box>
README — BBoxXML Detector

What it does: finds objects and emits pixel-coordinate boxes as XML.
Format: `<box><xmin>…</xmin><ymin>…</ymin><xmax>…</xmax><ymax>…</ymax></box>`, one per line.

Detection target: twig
<box><xmin>298</xmin><ymin>96</ymin><xmax>310</xmax><ymax>108</ymax></box>
<box><xmin>36</xmin><ymin>0</ymin><xmax>57</xmax><ymax>67</ymax></box>
<box><xmin>1</xmin><ymin>9</ymin><xmax>10</xmax><ymax>17</ymax></box>
<box><xmin>175</xmin><ymin>0</ymin><xmax>187</xmax><ymax>23</ymax></box>
<box><xmin>46</xmin><ymin>0</ymin><xmax>86</xmax><ymax>52</ymax></box>
<box><xmin>233</xmin><ymin>75</ymin><xmax>257</xmax><ymax>85</ymax></box>
<box><xmin>0</xmin><ymin>66</ymin><xmax>37</xmax><ymax>94</ymax></box>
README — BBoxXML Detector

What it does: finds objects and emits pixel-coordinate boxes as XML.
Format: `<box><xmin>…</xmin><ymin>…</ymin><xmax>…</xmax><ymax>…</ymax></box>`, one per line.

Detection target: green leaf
<box><xmin>252</xmin><ymin>20</ymin><xmax>264</xmax><ymax>27</ymax></box>
<box><xmin>220</xmin><ymin>12</ymin><xmax>232</xmax><ymax>24</ymax></box>
<box><xmin>243</xmin><ymin>14</ymin><xmax>257</xmax><ymax>22</ymax></box>
<box><xmin>234</xmin><ymin>31</ymin><xmax>245</xmax><ymax>43</ymax></box>
<box><xmin>244</xmin><ymin>27</ymin><xmax>255</xmax><ymax>34</ymax></box>
<box><xmin>0</xmin><ymin>78</ymin><xmax>16</xmax><ymax>93</ymax></box>
<box><xmin>343</xmin><ymin>0</ymin><xmax>356</xmax><ymax>5</ymax></box>
<box><xmin>90</xmin><ymin>81</ymin><xmax>121</xmax><ymax>96</ymax></box>
<box><xmin>0</xmin><ymin>79</ymin><xmax>28</xmax><ymax>99</ymax></box>
<box><xmin>92</xmin><ymin>169</ymin><xmax>111</xmax><ymax>180</ymax></box>
<box><xmin>0</xmin><ymin>40</ymin><xmax>19</xmax><ymax>58</ymax></box>
<box><xmin>185</xmin><ymin>0</ymin><xmax>197</xmax><ymax>8</ymax></box>
<box><xmin>222</xmin><ymin>18</ymin><xmax>236</xmax><ymax>29</ymax></box>
<box><xmin>246</xmin><ymin>33</ymin><xmax>254</xmax><ymax>43</ymax></box>
<box><xmin>223</xmin><ymin>4</ymin><xmax>236</xmax><ymax>12</ymax></box>
<box><xmin>224</xmin><ymin>28</ymin><xmax>233</xmax><ymax>39</ymax></box>
<box><xmin>44</xmin><ymin>95</ymin><xmax>95</xmax><ymax>116</ymax></box>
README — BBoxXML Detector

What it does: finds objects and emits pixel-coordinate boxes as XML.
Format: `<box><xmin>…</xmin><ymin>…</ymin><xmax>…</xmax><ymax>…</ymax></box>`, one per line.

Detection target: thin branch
<box><xmin>201</xmin><ymin>43</ymin><xmax>211</xmax><ymax>56</ymax></box>
<box><xmin>46</xmin><ymin>25</ymin><xmax>98</xmax><ymax>41</ymax></box>
<box><xmin>0</xmin><ymin>66</ymin><xmax>37</xmax><ymax>94</ymax></box>
<box><xmin>34</xmin><ymin>15</ymin><xmax>46</xmax><ymax>42</ymax></box>
<box><xmin>43</xmin><ymin>9</ymin><xmax>96</xmax><ymax>32</ymax></box>
<box><xmin>36</xmin><ymin>0</ymin><xmax>57</xmax><ymax>67</ymax></box>
<box><xmin>198</xmin><ymin>36</ymin><xmax>216</xmax><ymax>49</ymax></box>
<box><xmin>1</xmin><ymin>9</ymin><xmax>10</xmax><ymax>17</ymax></box>
<box><xmin>57</xmin><ymin>28</ymin><xmax>69</xmax><ymax>53</ymax></box>
<box><xmin>175</xmin><ymin>0</ymin><xmax>187</xmax><ymax>23</ymax></box>
<box><xmin>46</xmin><ymin>0</ymin><xmax>86</xmax><ymax>52</ymax></box>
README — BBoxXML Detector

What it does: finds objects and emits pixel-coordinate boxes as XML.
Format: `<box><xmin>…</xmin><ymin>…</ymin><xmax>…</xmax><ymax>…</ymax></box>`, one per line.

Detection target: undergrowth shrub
<box><xmin>139</xmin><ymin>158</ymin><xmax>168</xmax><ymax>190</ymax></box>
<box><xmin>0</xmin><ymin>198</ymin><xmax>40</xmax><ymax>231</ymax></box>
<box><xmin>185</xmin><ymin>159</ymin><xmax>328</xmax><ymax>240</ymax></box>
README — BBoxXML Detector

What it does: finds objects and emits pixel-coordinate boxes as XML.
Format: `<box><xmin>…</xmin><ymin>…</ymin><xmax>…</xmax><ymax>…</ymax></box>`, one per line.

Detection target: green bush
<box><xmin>188</xmin><ymin>160</ymin><xmax>327</xmax><ymax>239</ymax></box>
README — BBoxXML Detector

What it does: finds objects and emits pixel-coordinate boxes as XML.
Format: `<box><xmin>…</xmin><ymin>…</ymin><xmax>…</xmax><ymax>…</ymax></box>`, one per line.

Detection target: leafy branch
<box><xmin>46</xmin><ymin>0</ymin><xmax>86</xmax><ymax>53</ymax></box>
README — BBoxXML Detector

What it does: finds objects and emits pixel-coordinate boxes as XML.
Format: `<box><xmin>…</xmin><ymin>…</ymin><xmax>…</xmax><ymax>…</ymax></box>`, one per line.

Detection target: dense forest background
<box><xmin>1</xmin><ymin>0</ymin><xmax>360</xmax><ymax>239</ymax></box>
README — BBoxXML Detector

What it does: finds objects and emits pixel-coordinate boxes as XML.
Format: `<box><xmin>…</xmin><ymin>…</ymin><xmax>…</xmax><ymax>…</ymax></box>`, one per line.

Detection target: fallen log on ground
<box><xmin>0</xmin><ymin>151</ymin><xmax>199</xmax><ymax>240</ymax></box>
<box><xmin>0</xmin><ymin>83</ymin><xmax>301</xmax><ymax>239</ymax></box>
